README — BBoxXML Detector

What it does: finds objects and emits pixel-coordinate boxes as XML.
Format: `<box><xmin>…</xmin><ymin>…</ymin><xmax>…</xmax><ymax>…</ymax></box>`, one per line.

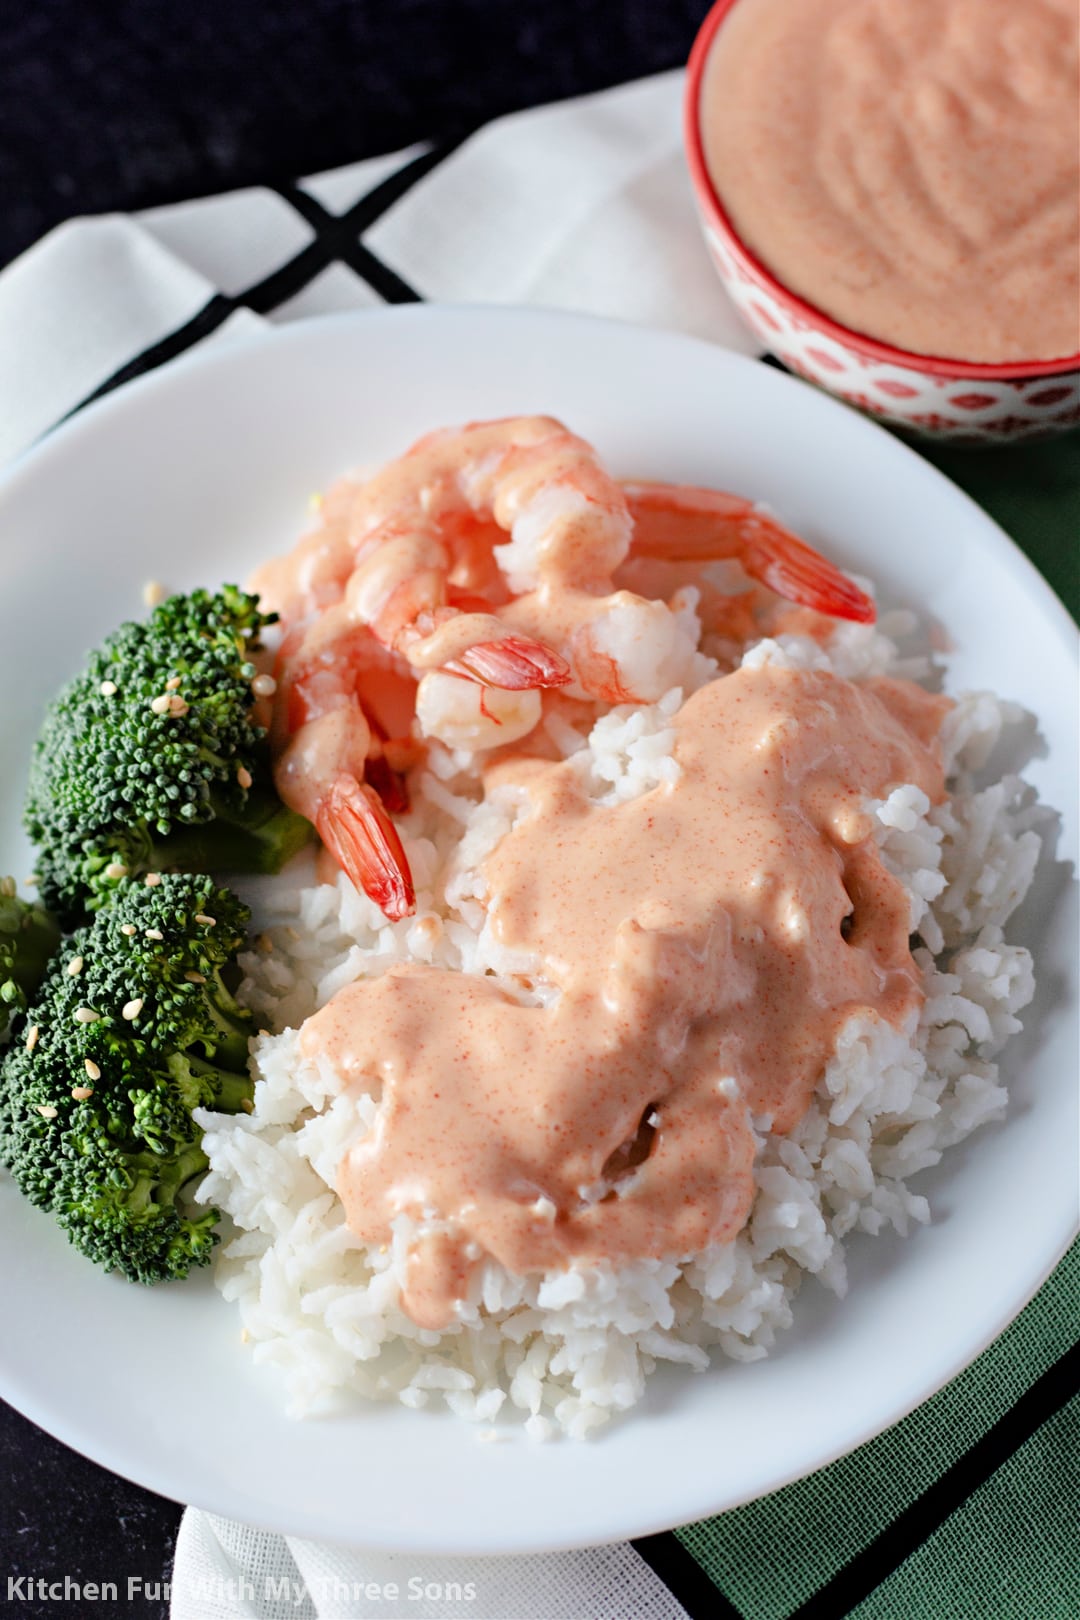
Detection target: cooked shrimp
<box><xmin>339</xmin><ymin>417</ymin><xmax>635</xmax><ymax>596</ymax></box>
<box><xmin>499</xmin><ymin>478</ymin><xmax>874</xmax><ymax>704</ymax></box>
<box><xmin>268</xmin><ymin>415</ymin><xmax>872</xmax><ymax>716</ymax></box>
<box><xmin>340</xmin><ymin>518</ymin><xmax>572</xmax><ymax>692</ymax></box>
<box><xmin>272</xmin><ymin>621</ymin><xmax>416</xmax><ymax>921</ymax></box>
<box><xmin>621</xmin><ymin>482</ymin><xmax>875</xmax><ymax>625</ymax></box>
<box><xmin>261</xmin><ymin>417</ymin><xmax>878</xmax><ymax>912</ymax></box>
<box><xmin>270</xmin><ymin>601</ymin><xmax>547</xmax><ymax>915</ymax></box>
<box><xmin>415</xmin><ymin>673</ymin><xmax>545</xmax><ymax>751</ymax></box>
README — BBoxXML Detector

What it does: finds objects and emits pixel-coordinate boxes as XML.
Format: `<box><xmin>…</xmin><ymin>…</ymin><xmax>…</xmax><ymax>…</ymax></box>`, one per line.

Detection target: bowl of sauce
<box><xmin>685</xmin><ymin>0</ymin><xmax>1080</xmax><ymax>441</ymax></box>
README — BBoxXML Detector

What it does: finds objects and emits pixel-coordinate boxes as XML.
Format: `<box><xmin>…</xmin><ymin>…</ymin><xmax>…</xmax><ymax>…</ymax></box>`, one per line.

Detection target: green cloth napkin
<box><xmin>925</xmin><ymin>435</ymin><xmax>1080</xmax><ymax>620</ymax></box>
<box><xmin>671</xmin><ymin>430</ymin><xmax>1080</xmax><ymax>1620</ymax></box>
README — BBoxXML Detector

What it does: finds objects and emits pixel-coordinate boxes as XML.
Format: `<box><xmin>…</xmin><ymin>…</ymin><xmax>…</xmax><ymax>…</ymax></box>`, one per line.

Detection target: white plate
<box><xmin>0</xmin><ymin>308</ymin><xmax>1076</xmax><ymax>1554</ymax></box>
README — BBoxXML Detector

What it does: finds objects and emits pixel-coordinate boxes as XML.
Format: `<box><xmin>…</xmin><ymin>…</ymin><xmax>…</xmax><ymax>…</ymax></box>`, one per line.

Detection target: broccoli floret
<box><xmin>0</xmin><ymin>874</ymin><xmax>255</xmax><ymax>1283</ymax></box>
<box><xmin>0</xmin><ymin>878</ymin><xmax>61</xmax><ymax>1039</ymax></box>
<box><xmin>24</xmin><ymin>585</ymin><xmax>312</xmax><ymax>920</ymax></box>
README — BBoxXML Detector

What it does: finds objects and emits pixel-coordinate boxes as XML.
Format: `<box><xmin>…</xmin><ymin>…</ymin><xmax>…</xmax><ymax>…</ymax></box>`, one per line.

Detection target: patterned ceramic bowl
<box><xmin>684</xmin><ymin>0</ymin><xmax>1080</xmax><ymax>444</ymax></box>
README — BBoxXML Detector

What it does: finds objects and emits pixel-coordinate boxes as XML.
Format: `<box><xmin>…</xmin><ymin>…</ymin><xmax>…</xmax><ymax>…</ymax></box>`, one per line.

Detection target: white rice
<box><xmin>196</xmin><ymin>605</ymin><xmax>1041</xmax><ymax>1438</ymax></box>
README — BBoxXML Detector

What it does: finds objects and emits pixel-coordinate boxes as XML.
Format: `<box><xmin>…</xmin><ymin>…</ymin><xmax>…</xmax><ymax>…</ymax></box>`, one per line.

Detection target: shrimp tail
<box><xmin>315</xmin><ymin>774</ymin><xmax>416</xmax><ymax>920</ymax></box>
<box><xmin>446</xmin><ymin>636</ymin><xmax>572</xmax><ymax>691</ymax></box>
<box><xmin>624</xmin><ymin>482</ymin><xmax>875</xmax><ymax>624</ymax></box>
<box><xmin>742</xmin><ymin>517</ymin><xmax>876</xmax><ymax>625</ymax></box>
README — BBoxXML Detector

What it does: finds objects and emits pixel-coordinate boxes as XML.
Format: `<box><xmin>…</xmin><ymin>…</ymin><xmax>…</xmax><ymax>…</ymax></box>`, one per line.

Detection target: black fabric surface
<box><xmin>1</xmin><ymin>1405</ymin><xmax>180</xmax><ymax>1620</ymax></box>
<box><xmin>0</xmin><ymin>4</ymin><xmax>708</xmax><ymax>1616</ymax></box>
<box><xmin>1</xmin><ymin>0</ymin><xmax>710</xmax><ymax>270</ymax></box>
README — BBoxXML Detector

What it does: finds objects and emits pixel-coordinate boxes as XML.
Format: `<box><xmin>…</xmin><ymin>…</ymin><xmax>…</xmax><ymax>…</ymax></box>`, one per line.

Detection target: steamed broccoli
<box><xmin>0</xmin><ymin>879</ymin><xmax>61</xmax><ymax>1038</ymax></box>
<box><xmin>0</xmin><ymin>874</ymin><xmax>255</xmax><ymax>1283</ymax></box>
<box><xmin>24</xmin><ymin>586</ymin><xmax>311</xmax><ymax>920</ymax></box>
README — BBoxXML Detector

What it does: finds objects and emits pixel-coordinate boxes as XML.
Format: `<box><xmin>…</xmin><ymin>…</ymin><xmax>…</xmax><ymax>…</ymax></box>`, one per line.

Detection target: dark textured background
<box><xmin>0</xmin><ymin>4</ymin><xmax>709</xmax><ymax>1616</ymax></box>
<box><xmin>1</xmin><ymin>0</ymin><xmax>710</xmax><ymax>270</ymax></box>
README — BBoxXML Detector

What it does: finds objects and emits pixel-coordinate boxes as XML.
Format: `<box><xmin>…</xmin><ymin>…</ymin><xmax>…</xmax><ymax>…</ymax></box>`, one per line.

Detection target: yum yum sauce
<box><xmin>302</xmin><ymin>662</ymin><xmax>948</xmax><ymax>1329</ymax></box>
<box><xmin>700</xmin><ymin>0</ymin><xmax>1080</xmax><ymax>363</ymax></box>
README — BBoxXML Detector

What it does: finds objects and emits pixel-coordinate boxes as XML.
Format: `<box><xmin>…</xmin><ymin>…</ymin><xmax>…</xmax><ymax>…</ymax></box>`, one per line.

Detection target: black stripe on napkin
<box><xmin>633</xmin><ymin>1530</ymin><xmax>745</xmax><ymax>1620</ymax></box>
<box><xmin>282</xmin><ymin>129</ymin><xmax>476</xmax><ymax>244</ymax></box>
<box><xmin>785</xmin><ymin>1339</ymin><xmax>1080</xmax><ymax>1620</ymax></box>
<box><xmin>57</xmin><ymin>131</ymin><xmax>472</xmax><ymax>426</ymax></box>
<box><xmin>61</xmin><ymin>293</ymin><xmax>238</xmax><ymax>414</ymax></box>
<box><xmin>339</xmin><ymin>135</ymin><xmax>475</xmax><ymax>236</ymax></box>
<box><xmin>272</xmin><ymin>182</ymin><xmax>421</xmax><ymax>303</ymax></box>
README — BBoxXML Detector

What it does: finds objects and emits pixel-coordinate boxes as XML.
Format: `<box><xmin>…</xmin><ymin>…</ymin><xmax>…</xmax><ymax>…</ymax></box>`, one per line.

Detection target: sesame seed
<box><xmin>145</xmin><ymin>928</ymin><xmax>163</xmax><ymax>941</ymax></box>
<box><xmin>67</xmin><ymin>956</ymin><xmax>84</xmax><ymax>977</ymax></box>
<box><xmin>144</xmin><ymin>872</ymin><xmax>162</xmax><ymax>887</ymax></box>
<box><xmin>143</xmin><ymin>580</ymin><xmax>165</xmax><ymax>607</ymax></box>
<box><xmin>251</xmin><ymin>673</ymin><xmax>277</xmax><ymax>698</ymax></box>
<box><xmin>240</xmin><ymin>1097</ymin><xmax>255</xmax><ymax>1114</ymax></box>
<box><xmin>165</xmin><ymin>675</ymin><xmax>182</xmax><ymax>691</ymax></box>
<box><xmin>23</xmin><ymin>875</ymin><xmax>37</xmax><ymax>888</ymax></box>
<box><xmin>120</xmin><ymin>923</ymin><xmax>137</xmax><ymax>937</ymax></box>
<box><xmin>73</xmin><ymin>1007</ymin><xmax>98</xmax><ymax>1024</ymax></box>
<box><xmin>0</xmin><ymin>876</ymin><xmax>15</xmax><ymax>898</ymax></box>
<box><xmin>104</xmin><ymin>861</ymin><xmax>128</xmax><ymax>880</ymax></box>
<box><xmin>184</xmin><ymin>970</ymin><xmax>206</xmax><ymax>984</ymax></box>
<box><xmin>167</xmin><ymin>694</ymin><xmax>190</xmax><ymax>718</ymax></box>
<box><xmin>71</xmin><ymin>1086</ymin><xmax>94</xmax><ymax>1101</ymax></box>
<box><xmin>25</xmin><ymin>1025</ymin><xmax>39</xmax><ymax>1052</ymax></box>
<box><xmin>122</xmin><ymin>998</ymin><xmax>143</xmax><ymax>1021</ymax></box>
<box><xmin>308</xmin><ymin>491</ymin><xmax>323</xmax><ymax>512</ymax></box>
<box><xmin>84</xmin><ymin>1058</ymin><xmax>101</xmax><ymax>1081</ymax></box>
<box><xmin>236</xmin><ymin>765</ymin><xmax>253</xmax><ymax>790</ymax></box>
<box><xmin>241</xmin><ymin>1328</ymin><xmax>251</xmax><ymax>1343</ymax></box>
<box><xmin>35</xmin><ymin>1104</ymin><xmax>58</xmax><ymax>1119</ymax></box>
<box><xmin>194</xmin><ymin>914</ymin><xmax>216</xmax><ymax>927</ymax></box>
<box><xmin>256</xmin><ymin>933</ymin><xmax>273</xmax><ymax>954</ymax></box>
<box><xmin>150</xmin><ymin>693</ymin><xmax>171</xmax><ymax>715</ymax></box>
<box><xmin>99</xmin><ymin>679</ymin><xmax>117</xmax><ymax>697</ymax></box>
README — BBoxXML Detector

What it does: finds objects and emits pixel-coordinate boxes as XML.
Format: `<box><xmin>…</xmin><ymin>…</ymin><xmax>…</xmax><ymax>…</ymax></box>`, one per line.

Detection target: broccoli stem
<box><xmin>128</xmin><ymin>1141</ymin><xmax>210</xmax><ymax>1213</ymax></box>
<box><xmin>149</xmin><ymin>781</ymin><xmax>312</xmax><ymax>878</ymax></box>
<box><xmin>184</xmin><ymin>1053</ymin><xmax>254</xmax><ymax>1114</ymax></box>
<box><xmin>9</xmin><ymin>909</ymin><xmax>62</xmax><ymax>1001</ymax></box>
<box><xmin>187</xmin><ymin>973</ymin><xmax>257</xmax><ymax>1072</ymax></box>
<box><xmin>0</xmin><ymin>891</ymin><xmax>61</xmax><ymax>1033</ymax></box>
<box><xmin>212</xmin><ymin>1070</ymin><xmax>254</xmax><ymax>1114</ymax></box>
<box><xmin>167</xmin><ymin>1141</ymin><xmax>213</xmax><ymax>1200</ymax></box>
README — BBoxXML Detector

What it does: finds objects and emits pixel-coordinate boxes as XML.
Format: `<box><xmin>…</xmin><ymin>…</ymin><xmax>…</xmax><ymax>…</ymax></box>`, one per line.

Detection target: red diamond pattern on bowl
<box><xmin>699</xmin><ymin>225</ymin><xmax>1080</xmax><ymax>443</ymax></box>
<box><xmin>874</xmin><ymin>379</ymin><xmax>920</xmax><ymax>399</ymax></box>
<box><xmin>1028</xmin><ymin>386</ymin><xmax>1076</xmax><ymax>406</ymax></box>
<box><xmin>805</xmin><ymin>346</ymin><xmax>845</xmax><ymax>373</ymax></box>
<box><xmin>749</xmin><ymin>300</ymin><xmax>782</xmax><ymax>333</ymax></box>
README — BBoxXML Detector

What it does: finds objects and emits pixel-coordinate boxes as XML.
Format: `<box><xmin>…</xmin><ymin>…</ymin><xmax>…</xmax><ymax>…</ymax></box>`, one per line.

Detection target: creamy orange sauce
<box><xmin>700</xmin><ymin>0</ymin><xmax>1080</xmax><ymax>363</ymax></box>
<box><xmin>301</xmin><ymin>664</ymin><xmax>948</xmax><ymax>1328</ymax></box>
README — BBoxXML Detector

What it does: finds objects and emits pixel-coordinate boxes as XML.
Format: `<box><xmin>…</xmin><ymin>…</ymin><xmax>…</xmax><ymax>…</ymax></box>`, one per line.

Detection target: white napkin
<box><xmin>170</xmin><ymin>1514</ymin><xmax>696</xmax><ymax>1620</ymax></box>
<box><xmin>0</xmin><ymin>70</ymin><xmax>758</xmax><ymax>473</ymax></box>
<box><xmin>0</xmin><ymin>69</ymin><xmax>758</xmax><ymax>1620</ymax></box>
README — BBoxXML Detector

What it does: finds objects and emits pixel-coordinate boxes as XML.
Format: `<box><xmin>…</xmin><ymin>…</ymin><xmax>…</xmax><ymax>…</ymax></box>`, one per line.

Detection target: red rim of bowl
<box><xmin>684</xmin><ymin>0</ymin><xmax>1080</xmax><ymax>383</ymax></box>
